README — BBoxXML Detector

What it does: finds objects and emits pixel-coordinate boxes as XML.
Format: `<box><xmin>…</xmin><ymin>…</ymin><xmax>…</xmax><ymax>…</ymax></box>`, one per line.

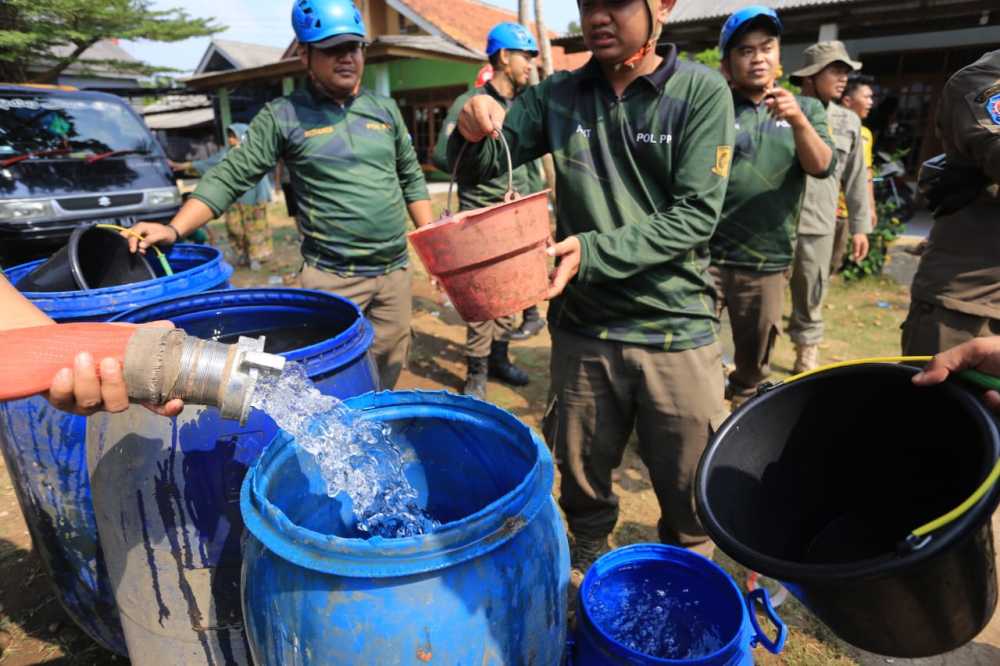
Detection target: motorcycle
<box><xmin>873</xmin><ymin>150</ymin><xmax>916</xmax><ymax>222</ymax></box>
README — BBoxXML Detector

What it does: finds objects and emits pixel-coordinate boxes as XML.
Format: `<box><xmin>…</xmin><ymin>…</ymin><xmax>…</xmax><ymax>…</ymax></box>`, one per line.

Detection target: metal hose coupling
<box><xmin>123</xmin><ymin>328</ymin><xmax>286</xmax><ymax>424</ymax></box>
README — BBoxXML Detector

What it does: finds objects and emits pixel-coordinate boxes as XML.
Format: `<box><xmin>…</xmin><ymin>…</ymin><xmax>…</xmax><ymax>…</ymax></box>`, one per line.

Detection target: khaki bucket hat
<box><xmin>792</xmin><ymin>40</ymin><xmax>862</xmax><ymax>77</ymax></box>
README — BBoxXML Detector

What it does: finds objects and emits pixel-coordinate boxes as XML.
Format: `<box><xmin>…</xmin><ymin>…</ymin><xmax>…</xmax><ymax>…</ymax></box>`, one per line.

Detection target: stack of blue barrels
<box><xmin>0</xmin><ymin>244</ymin><xmax>231</xmax><ymax>654</ymax></box>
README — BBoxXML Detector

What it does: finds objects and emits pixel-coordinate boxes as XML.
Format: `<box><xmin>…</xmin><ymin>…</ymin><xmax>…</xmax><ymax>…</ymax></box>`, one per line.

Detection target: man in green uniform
<box><xmin>432</xmin><ymin>22</ymin><xmax>543</xmax><ymax>399</ymax></box>
<box><xmin>903</xmin><ymin>49</ymin><xmax>1000</xmax><ymax>354</ymax></box>
<box><xmin>711</xmin><ymin>6</ymin><xmax>834</xmax><ymax>407</ymax></box>
<box><xmin>127</xmin><ymin>0</ymin><xmax>433</xmax><ymax>389</ymax></box>
<box><xmin>788</xmin><ymin>41</ymin><xmax>872</xmax><ymax>373</ymax></box>
<box><xmin>451</xmin><ymin>0</ymin><xmax>734</xmax><ymax>577</ymax></box>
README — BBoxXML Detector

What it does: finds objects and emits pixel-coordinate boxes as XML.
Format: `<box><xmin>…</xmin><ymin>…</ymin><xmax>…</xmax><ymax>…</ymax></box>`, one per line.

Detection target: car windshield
<box><xmin>0</xmin><ymin>94</ymin><xmax>156</xmax><ymax>159</ymax></box>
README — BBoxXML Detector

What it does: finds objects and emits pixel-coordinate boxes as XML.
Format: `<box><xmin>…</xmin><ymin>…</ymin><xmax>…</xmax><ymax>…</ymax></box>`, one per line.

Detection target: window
<box><xmin>398</xmin><ymin>14</ymin><xmax>420</xmax><ymax>35</ymax></box>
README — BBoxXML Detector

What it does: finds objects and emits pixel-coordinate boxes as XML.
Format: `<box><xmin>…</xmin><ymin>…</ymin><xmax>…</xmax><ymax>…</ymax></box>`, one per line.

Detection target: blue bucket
<box><xmin>573</xmin><ymin>545</ymin><xmax>786</xmax><ymax>665</ymax></box>
<box><xmin>86</xmin><ymin>288</ymin><xmax>378</xmax><ymax>665</ymax></box>
<box><xmin>240</xmin><ymin>391</ymin><xmax>570</xmax><ymax>665</ymax></box>
<box><xmin>0</xmin><ymin>243</ymin><xmax>230</xmax><ymax>654</ymax></box>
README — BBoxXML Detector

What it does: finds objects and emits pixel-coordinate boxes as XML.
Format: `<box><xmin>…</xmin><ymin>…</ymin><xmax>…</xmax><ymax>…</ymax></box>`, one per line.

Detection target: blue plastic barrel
<box><xmin>0</xmin><ymin>244</ymin><xmax>231</xmax><ymax>655</ymax></box>
<box><xmin>86</xmin><ymin>288</ymin><xmax>378</xmax><ymax>666</ymax></box>
<box><xmin>573</xmin><ymin>545</ymin><xmax>786</xmax><ymax>665</ymax></box>
<box><xmin>4</xmin><ymin>244</ymin><xmax>232</xmax><ymax>321</ymax></box>
<box><xmin>240</xmin><ymin>391</ymin><xmax>570</xmax><ymax>665</ymax></box>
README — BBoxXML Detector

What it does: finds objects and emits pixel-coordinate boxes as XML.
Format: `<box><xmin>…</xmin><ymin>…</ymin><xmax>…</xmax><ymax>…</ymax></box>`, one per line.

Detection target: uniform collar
<box><xmin>580</xmin><ymin>44</ymin><xmax>680</xmax><ymax>92</ymax></box>
<box><xmin>731</xmin><ymin>89</ymin><xmax>769</xmax><ymax>110</ymax></box>
<box><xmin>305</xmin><ymin>80</ymin><xmax>359</xmax><ymax>107</ymax></box>
<box><xmin>482</xmin><ymin>81</ymin><xmax>513</xmax><ymax>105</ymax></box>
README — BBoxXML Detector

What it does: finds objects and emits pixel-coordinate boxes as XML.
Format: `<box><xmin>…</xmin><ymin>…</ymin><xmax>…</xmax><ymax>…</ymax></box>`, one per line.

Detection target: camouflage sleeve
<box><xmin>803</xmin><ymin>97</ymin><xmax>837</xmax><ymax>179</ymax></box>
<box><xmin>841</xmin><ymin>117</ymin><xmax>872</xmax><ymax>234</ymax></box>
<box><xmin>448</xmin><ymin>79</ymin><xmax>552</xmax><ymax>186</ymax></box>
<box><xmin>191</xmin><ymin>105</ymin><xmax>283</xmax><ymax>217</ymax></box>
<box><xmin>390</xmin><ymin>100</ymin><xmax>430</xmax><ymax>204</ymax></box>
<box><xmin>576</xmin><ymin>76</ymin><xmax>736</xmax><ymax>283</ymax></box>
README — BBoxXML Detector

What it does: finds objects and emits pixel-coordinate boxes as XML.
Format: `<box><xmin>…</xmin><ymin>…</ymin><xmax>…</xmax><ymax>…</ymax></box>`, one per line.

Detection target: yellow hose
<box><xmin>96</xmin><ymin>224</ymin><xmax>174</xmax><ymax>276</ymax></box>
<box><xmin>780</xmin><ymin>356</ymin><xmax>1000</xmax><ymax>544</ymax></box>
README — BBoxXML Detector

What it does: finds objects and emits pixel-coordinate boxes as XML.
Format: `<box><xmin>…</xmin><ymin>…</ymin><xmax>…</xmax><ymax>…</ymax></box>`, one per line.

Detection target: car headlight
<box><xmin>146</xmin><ymin>188</ymin><xmax>182</xmax><ymax>208</ymax></box>
<box><xmin>0</xmin><ymin>199</ymin><xmax>54</xmax><ymax>222</ymax></box>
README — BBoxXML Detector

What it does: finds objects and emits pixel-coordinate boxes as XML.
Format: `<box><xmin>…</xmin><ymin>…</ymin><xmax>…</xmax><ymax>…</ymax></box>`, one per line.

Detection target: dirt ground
<box><xmin>1</xmin><ymin>205</ymin><xmax>999</xmax><ymax>664</ymax></box>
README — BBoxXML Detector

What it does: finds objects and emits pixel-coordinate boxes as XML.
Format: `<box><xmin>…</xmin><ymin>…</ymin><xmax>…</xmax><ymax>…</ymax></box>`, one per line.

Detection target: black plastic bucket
<box><xmin>696</xmin><ymin>363</ymin><xmax>1000</xmax><ymax>658</ymax></box>
<box><xmin>16</xmin><ymin>224</ymin><xmax>155</xmax><ymax>292</ymax></box>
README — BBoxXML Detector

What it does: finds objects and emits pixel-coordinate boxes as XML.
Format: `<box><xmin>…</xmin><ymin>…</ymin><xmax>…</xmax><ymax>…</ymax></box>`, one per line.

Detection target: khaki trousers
<box><xmin>543</xmin><ymin>327</ymin><xmax>727</xmax><ymax>547</ymax></box>
<box><xmin>300</xmin><ymin>264</ymin><xmax>411</xmax><ymax>389</ymax></box>
<box><xmin>830</xmin><ymin>216</ymin><xmax>850</xmax><ymax>274</ymax></box>
<box><xmin>789</xmin><ymin>233</ymin><xmax>836</xmax><ymax>346</ymax></box>
<box><xmin>901</xmin><ymin>300</ymin><xmax>1000</xmax><ymax>356</ymax></box>
<box><xmin>466</xmin><ymin>316</ymin><xmax>517</xmax><ymax>358</ymax></box>
<box><xmin>710</xmin><ymin>265</ymin><xmax>786</xmax><ymax>400</ymax></box>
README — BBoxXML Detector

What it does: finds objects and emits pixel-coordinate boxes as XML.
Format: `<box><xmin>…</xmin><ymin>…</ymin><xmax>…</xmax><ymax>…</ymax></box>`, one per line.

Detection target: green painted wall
<box><xmin>362</xmin><ymin>58</ymin><xmax>480</xmax><ymax>93</ymax></box>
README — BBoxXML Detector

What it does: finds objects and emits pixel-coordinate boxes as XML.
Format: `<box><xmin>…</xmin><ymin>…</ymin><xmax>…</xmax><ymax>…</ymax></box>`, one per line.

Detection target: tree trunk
<box><xmin>534</xmin><ymin>0</ymin><xmax>554</xmax><ymax>78</ymax></box>
<box><xmin>516</xmin><ymin>0</ymin><xmax>539</xmax><ymax>86</ymax></box>
<box><xmin>35</xmin><ymin>39</ymin><xmax>98</xmax><ymax>83</ymax></box>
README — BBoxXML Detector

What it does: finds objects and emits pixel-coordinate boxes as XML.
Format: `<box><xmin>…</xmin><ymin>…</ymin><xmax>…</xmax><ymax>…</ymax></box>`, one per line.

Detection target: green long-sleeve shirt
<box><xmin>192</xmin><ymin>85</ymin><xmax>429</xmax><ymax>276</ymax></box>
<box><xmin>432</xmin><ymin>82</ymin><xmax>546</xmax><ymax>211</ymax></box>
<box><xmin>449</xmin><ymin>47</ymin><xmax>735</xmax><ymax>350</ymax></box>
<box><xmin>711</xmin><ymin>92</ymin><xmax>834</xmax><ymax>272</ymax></box>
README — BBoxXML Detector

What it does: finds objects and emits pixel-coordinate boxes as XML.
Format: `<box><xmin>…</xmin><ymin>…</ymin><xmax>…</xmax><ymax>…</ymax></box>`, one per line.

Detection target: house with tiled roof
<box><xmin>195</xmin><ymin>40</ymin><xmax>288</xmax><ymax>75</ymax></box>
<box><xmin>184</xmin><ymin>0</ymin><xmax>589</xmax><ymax>167</ymax></box>
<box><xmin>27</xmin><ymin>40</ymin><xmax>145</xmax><ymax>91</ymax></box>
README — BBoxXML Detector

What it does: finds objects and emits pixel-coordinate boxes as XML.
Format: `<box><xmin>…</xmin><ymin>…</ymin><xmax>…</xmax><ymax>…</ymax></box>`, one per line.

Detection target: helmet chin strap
<box><xmin>614</xmin><ymin>0</ymin><xmax>663</xmax><ymax>72</ymax></box>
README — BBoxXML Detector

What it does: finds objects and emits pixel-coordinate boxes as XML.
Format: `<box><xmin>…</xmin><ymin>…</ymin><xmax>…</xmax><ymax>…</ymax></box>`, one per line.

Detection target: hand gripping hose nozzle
<box><xmin>123</xmin><ymin>328</ymin><xmax>286</xmax><ymax>425</ymax></box>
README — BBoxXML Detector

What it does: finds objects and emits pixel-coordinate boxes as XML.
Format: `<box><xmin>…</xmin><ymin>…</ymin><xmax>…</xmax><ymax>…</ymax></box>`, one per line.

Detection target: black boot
<box><xmin>507</xmin><ymin>305</ymin><xmax>546</xmax><ymax>341</ymax></box>
<box><xmin>488</xmin><ymin>340</ymin><xmax>530</xmax><ymax>387</ymax></box>
<box><xmin>463</xmin><ymin>356</ymin><xmax>488</xmax><ymax>399</ymax></box>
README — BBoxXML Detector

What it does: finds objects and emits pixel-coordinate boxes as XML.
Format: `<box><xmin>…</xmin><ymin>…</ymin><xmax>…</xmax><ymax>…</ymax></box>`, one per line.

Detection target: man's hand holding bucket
<box><xmin>913</xmin><ymin>337</ymin><xmax>1000</xmax><ymax>412</ymax></box>
<box><xmin>457</xmin><ymin>95</ymin><xmax>579</xmax><ymax>299</ymax></box>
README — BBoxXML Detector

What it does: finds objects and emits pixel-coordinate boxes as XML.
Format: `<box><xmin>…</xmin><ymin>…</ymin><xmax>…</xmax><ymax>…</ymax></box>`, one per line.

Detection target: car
<box><xmin>0</xmin><ymin>84</ymin><xmax>182</xmax><ymax>267</ymax></box>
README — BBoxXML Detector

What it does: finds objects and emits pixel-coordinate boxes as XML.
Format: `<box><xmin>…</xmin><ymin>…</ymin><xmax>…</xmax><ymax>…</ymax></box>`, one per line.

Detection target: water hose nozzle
<box><xmin>124</xmin><ymin>328</ymin><xmax>286</xmax><ymax>424</ymax></box>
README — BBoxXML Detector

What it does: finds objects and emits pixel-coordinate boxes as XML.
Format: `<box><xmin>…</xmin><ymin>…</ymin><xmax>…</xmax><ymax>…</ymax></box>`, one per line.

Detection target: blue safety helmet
<box><xmin>292</xmin><ymin>0</ymin><xmax>367</xmax><ymax>48</ymax></box>
<box><xmin>486</xmin><ymin>22</ymin><xmax>539</xmax><ymax>57</ymax></box>
<box><xmin>719</xmin><ymin>5</ymin><xmax>783</xmax><ymax>54</ymax></box>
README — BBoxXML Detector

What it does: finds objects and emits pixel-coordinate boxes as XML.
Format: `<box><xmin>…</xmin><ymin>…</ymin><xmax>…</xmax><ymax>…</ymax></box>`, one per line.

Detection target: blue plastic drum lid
<box><xmin>240</xmin><ymin>391</ymin><xmax>570</xmax><ymax>665</ymax></box>
<box><xmin>574</xmin><ymin>544</ymin><xmax>785</xmax><ymax>666</ymax></box>
<box><xmin>5</xmin><ymin>243</ymin><xmax>232</xmax><ymax>321</ymax></box>
<box><xmin>0</xmin><ymin>242</ymin><xmax>233</xmax><ymax>656</ymax></box>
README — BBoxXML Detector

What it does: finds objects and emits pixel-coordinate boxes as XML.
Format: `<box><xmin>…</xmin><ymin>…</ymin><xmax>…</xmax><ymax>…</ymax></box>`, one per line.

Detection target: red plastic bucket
<box><xmin>409</xmin><ymin>135</ymin><xmax>552</xmax><ymax>322</ymax></box>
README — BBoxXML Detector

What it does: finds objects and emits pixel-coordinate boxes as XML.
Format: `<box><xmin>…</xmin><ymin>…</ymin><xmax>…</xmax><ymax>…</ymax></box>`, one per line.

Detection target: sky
<box><xmin>122</xmin><ymin>0</ymin><xmax>580</xmax><ymax>76</ymax></box>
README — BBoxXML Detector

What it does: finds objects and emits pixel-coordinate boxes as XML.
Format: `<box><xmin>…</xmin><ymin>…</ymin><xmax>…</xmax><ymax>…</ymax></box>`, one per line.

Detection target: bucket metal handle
<box><xmin>747</xmin><ymin>588</ymin><xmax>787</xmax><ymax>655</ymax></box>
<box><xmin>446</xmin><ymin>130</ymin><xmax>517</xmax><ymax>217</ymax></box>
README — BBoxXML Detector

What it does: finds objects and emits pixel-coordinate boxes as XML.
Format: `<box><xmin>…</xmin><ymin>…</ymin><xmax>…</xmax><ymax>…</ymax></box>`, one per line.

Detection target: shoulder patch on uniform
<box><xmin>712</xmin><ymin>146</ymin><xmax>733</xmax><ymax>178</ymax></box>
<box><xmin>975</xmin><ymin>83</ymin><xmax>1000</xmax><ymax>104</ymax></box>
<box><xmin>986</xmin><ymin>93</ymin><xmax>1000</xmax><ymax>125</ymax></box>
<box><xmin>304</xmin><ymin>126</ymin><xmax>334</xmax><ymax>138</ymax></box>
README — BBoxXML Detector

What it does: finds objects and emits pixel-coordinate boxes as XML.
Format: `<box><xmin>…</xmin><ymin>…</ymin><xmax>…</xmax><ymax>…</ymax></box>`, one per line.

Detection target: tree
<box><xmin>534</xmin><ymin>0</ymin><xmax>553</xmax><ymax>78</ymax></box>
<box><xmin>0</xmin><ymin>0</ymin><xmax>223</xmax><ymax>83</ymax></box>
<box><xmin>566</xmin><ymin>21</ymin><xmax>581</xmax><ymax>35</ymax></box>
